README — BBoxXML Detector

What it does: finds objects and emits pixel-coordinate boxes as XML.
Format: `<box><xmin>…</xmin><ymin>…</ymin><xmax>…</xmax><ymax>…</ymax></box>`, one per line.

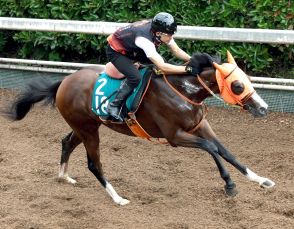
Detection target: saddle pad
<box><xmin>92</xmin><ymin>68</ymin><xmax>148</xmax><ymax>116</ymax></box>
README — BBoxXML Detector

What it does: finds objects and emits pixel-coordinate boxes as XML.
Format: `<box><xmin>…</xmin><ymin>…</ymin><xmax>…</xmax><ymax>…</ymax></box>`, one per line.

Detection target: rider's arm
<box><xmin>166</xmin><ymin>38</ymin><xmax>191</xmax><ymax>62</ymax></box>
<box><xmin>135</xmin><ymin>37</ymin><xmax>187</xmax><ymax>74</ymax></box>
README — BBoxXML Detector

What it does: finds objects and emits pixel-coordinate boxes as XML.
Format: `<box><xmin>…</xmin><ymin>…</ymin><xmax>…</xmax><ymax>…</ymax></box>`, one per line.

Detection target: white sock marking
<box><xmin>58</xmin><ymin>163</ymin><xmax>66</xmax><ymax>177</ymax></box>
<box><xmin>58</xmin><ymin>163</ymin><xmax>76</xmax><ymax>184</ymax></box>
<box><xmin>105</xmin><ymin>182</ymin><xmax>130</xmax><ymax>205</ymax></box>
<box><xmin>246</xmin><ymin>168</ymin><xmax>275</xmax><ymax>188</ymax></box>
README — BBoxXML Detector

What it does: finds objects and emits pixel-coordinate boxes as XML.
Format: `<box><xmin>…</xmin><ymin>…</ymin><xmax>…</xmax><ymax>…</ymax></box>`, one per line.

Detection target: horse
<box><xmin>4</xmin><ymin>51</ymin><xmax>275</xmax><ymax>205</ymax></box>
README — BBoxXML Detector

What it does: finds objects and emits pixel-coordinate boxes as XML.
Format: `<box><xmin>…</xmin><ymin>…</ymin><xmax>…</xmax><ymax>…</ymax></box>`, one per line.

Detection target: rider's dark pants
<box><xmin>106</xmin><ymin>45</ymin><xmax>140</xmax><ymax>88</ymax></box>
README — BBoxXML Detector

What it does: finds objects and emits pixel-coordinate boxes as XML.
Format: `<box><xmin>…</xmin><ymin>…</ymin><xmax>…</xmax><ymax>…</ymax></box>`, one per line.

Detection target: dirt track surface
<box><xmin>0</xmin><ymin>92</ymin><xmax>293</xmax><ymax>229</ymax></box>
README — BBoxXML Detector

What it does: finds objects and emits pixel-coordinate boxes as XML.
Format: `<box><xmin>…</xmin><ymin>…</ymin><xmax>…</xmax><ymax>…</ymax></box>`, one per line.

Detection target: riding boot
<box><xmin>107</xmin><ymin>80</ymin><xmax>134</xmax><ymax>122</ymax></box>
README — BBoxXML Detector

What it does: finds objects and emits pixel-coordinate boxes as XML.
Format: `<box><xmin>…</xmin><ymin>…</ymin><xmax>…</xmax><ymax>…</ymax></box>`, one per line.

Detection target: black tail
<box><xmin>5</xmin><ymin>78</ymin><xmax>62</xmax><ymax>121</ymax></box>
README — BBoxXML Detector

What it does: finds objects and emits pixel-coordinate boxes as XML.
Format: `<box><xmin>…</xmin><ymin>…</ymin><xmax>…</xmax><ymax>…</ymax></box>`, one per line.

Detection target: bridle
<box><xmin>197</xmin><ymin>65</ymin><xmax>255</xmax><ymax>108</ymax></box>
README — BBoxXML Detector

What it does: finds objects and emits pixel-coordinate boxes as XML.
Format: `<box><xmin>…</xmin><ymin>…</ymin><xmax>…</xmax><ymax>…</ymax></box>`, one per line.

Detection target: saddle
<box><xmin>91</xmin><ymin>64</ymin><xmax>152</xmax><ymax>123</ymax></box>
<box><xmin>91</xmin><ymin>63</ymin><xmax>173</xmax><ymax>143</ymax></box>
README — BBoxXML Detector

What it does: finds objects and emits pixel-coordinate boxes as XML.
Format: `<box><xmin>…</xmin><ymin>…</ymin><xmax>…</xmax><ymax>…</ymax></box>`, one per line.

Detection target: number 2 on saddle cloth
<box><xmin>92</xmin><ymin>67</ymin><xmax>151</xmax><ymax>122</ymax></box>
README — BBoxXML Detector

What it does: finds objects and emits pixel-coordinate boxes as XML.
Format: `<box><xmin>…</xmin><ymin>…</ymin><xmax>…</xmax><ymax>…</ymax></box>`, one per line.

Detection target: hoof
<box><xmin>58</xmin><ymin>174</ymin><xmax>77</xmax><ymax>184</ymax></box>
<box><xmin>225</xmin><ymin>184</ymin><xmax>238</xmax><ymax>197</ymax></box>
<box><xmin>117</xmin><ymin>198</ymin><xmax>130</xmax><ymax>206</ymax></box>
<box><xmin>260</xmin><ymin>179</ymin><xmax>275</xmax><ymax>189</ymax></box>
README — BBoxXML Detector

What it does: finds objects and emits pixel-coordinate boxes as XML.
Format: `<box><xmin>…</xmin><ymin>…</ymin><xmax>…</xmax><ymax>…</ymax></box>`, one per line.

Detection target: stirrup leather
<box><xmin>125</xmin><ymin>113</ymin><xmax>168</xmax><ymax>144</ymax></box>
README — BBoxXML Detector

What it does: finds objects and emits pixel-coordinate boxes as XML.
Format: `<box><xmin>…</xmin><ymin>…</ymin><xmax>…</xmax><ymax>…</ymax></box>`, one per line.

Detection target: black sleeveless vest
<box><xmin>112</xmin><ymin>20</ymin><xmax>161</xmax><ymax>61</ymax></box>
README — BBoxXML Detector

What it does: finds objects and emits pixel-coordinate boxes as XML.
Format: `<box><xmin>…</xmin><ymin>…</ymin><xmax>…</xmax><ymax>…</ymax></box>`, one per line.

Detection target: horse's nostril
<box><xmin>260</xmin><ymin>107</ymin><xmax>267</xmax><ymax>113</ymax></box>
<box><xmin>259</xmin><ymin>107</ymin><xmax>267</xmax><ymax>116</ymax></box>
<box><xmin>243</xmin><ymin>104</ymin><xmax>250</xmax><ymax>110</ymax></box>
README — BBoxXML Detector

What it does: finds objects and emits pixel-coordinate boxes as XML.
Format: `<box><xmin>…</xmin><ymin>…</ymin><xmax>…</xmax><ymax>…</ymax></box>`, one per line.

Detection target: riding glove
<box><xmin>185</xmin><ymin>65</ymin><xmax>200</xmax><ymax>75</ymax></box>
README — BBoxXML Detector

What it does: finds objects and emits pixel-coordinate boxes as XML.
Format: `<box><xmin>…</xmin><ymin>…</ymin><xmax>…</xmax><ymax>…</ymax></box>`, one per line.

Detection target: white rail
<box><xmin>0</xmin><ymin>57</ymin><xmax>102</xmax><ymax>68</ymax></box>
<box><xmin>0</xmin><ymin>17</ymin><xmax>293</xmax><ymax>44</ymax></box>
<box><xmin>0</xmin><ymin>64</ymin><xmax>76</xmax><ymax>74</ymax></box>
<box><xmin>252</xmin><ymin>83</ymin><xmax>294</xmax><ymax>91</ymax></box>
<box><xmin>0</xmin><ymin>18</ymin><xmax>293</xmax><ymax>91</ymax></box>
<box><xmin>0</xmin><ymin>58</ymin><xmax>293</xmax><ymax>91</ymax></box>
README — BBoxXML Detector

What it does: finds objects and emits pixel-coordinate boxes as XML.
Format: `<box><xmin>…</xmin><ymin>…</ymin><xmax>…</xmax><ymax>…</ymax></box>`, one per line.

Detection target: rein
<box><xmin>197</xmin><ymin>75</ymin><xmax>224</xmax><ymax>104</ymax></box>
<box><xmin>162</xmin><ymin>74</ymin><xmax>203</xmax><ymax>106</ymax></box>
<box><xmin>162</xmin><ymin>73</ymin><xmax>207</xmax><ymax>133</ymax></box>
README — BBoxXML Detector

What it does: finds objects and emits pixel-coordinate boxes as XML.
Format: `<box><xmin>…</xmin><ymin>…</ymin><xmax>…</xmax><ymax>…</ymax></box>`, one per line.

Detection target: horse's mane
<box><xmin>189</xmin><ymin>52</ymin><xmax>221</xmax><ymax>73</ymax></box>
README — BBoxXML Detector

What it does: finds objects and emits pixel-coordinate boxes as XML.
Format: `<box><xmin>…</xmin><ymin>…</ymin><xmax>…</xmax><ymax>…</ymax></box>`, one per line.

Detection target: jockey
<box><xmin>106</xmin><ymin>12</ymin><xmax>197</xmax><ymax>121</ymax></box>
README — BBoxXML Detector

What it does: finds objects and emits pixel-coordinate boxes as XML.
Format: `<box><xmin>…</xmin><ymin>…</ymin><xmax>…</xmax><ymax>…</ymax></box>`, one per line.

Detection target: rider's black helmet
<box><xmin>151</xmin><ymin>12</ymin><xmax>177</xmax><ymax>35</ymax></box>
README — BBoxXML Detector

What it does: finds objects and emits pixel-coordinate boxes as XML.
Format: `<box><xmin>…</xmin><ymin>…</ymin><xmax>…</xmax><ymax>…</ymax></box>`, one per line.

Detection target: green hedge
<box><xmin>0</xmin><ymin>0</ymin><xmax>293</xmax><ymax>77</ymax></box>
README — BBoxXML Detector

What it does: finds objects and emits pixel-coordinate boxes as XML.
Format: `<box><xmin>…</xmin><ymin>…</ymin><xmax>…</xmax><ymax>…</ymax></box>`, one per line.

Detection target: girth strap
<box><xmin>187</xmin><ymin>103</ymin><xmax>208</xmax><ymax>134</ymax></box>
<box><xmin>126</xmin><ymin>113</ymin><xmax>168</xmax><ymax>144</ymax></box>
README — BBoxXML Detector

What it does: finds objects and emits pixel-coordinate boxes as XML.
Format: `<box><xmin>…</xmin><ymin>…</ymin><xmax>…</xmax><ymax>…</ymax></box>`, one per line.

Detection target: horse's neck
<box><xmin>165</xmin><ymin>71</ymin><xmax>218</xmax><ymax>103</ymax></box>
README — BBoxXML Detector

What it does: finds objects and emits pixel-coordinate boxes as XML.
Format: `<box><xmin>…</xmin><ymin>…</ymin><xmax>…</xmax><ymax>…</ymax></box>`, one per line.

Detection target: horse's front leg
<box><xmin>212</xmin><ymin>138</ymin><xmax>275</xmax><ymax>189</ymax></box>
<box><xmin>169</xmin><ymin>124</ymin><xmax>238</xmax><ymax>196</ymax></box>
<box><xmin>209</xmin><ymin>152</ymin><xmax>237</xmax><ymax>196</ymax></box>
<box><xmin>198</xmin><ymin>120</ymin><xmax>275</xmax><ymax>189</ymax></box>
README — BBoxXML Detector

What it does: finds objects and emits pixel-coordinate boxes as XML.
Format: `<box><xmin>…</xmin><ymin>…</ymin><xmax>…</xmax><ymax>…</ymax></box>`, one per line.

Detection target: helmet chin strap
<box><xmin>153</xmin><ymin>32</ymin><xmax>163</xmax><ymax>46</ymax></box>
<box><xmin>155</xmin><ymin>35</ymin><xmax>161</xmax><ymax>42</ymax></box>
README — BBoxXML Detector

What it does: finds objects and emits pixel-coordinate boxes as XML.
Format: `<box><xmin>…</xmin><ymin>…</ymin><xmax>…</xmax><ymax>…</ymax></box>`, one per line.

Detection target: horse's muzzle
<box><xmin>243</xmin><ymin>92</ymin><xmax>268</xmax><ymax>118</ymax></box>
<box><xmin>243</xmin><ymin>104</ymin><xmax>267</xmax><ymax>117</ymax></box>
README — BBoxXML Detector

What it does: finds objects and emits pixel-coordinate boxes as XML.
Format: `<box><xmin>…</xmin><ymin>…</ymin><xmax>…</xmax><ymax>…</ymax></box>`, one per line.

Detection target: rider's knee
<box><xmin>128</xmin><ymin>75</ymin><xmax>141</xmax><ymax>87</ymax></box>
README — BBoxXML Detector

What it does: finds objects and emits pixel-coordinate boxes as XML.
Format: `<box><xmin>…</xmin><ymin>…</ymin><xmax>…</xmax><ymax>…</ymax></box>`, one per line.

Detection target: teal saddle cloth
<box><xmin>92</xmin><ymin>68</ymin><xmax>149</xmax><ymax>117</ymax></box>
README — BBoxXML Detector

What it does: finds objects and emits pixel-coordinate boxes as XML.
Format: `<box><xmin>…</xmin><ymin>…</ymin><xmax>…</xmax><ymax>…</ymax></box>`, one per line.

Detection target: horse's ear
<box><xmin>213</xmin><ymin>62</ymin><xmax>226</xmax><ymax>78</ymax></box>
<box><xmin>227</xmin><ymin>50</ymin><xmax>237</xmax><ymax>65</ymax></box>
<box><xmin>213</xmin><ymin>62</ymin><xmax>223</xmax><ymax>72</ymax></box>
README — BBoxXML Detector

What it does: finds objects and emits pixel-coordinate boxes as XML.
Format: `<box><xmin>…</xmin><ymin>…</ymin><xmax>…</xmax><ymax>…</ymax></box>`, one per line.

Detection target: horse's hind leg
<box><xmin>79</xmin><ymin>123</ymin><xmax>130</xmax><ymax>205</ymax></box>
<box><xmin>86</xmin><ymin>154</ymin><xmax>129</xmax><ymax>205</ymax></box>
<box><xmin>58</xmin><ymin>131</ymin><xmax>82</xmax><ymax>184</ymax></box>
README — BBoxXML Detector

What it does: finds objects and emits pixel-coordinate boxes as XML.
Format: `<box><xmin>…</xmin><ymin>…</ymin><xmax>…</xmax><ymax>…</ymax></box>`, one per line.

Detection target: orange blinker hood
<box><xmin>213</xmin><ymin>51</ymin><xmax>255</xmax><ymax>106</ymax></box>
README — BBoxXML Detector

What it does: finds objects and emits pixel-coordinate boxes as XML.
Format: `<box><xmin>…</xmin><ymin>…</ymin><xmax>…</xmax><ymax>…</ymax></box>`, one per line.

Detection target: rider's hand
<box><xmin>185</xmin><ymin>64</ymin><xmax>201</xmax><ymax>75</ymax></box>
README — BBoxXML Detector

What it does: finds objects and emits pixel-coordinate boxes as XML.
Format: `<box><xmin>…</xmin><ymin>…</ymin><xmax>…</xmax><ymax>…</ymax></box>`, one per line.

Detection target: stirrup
<box><xmin>107</xmin><ymin>105</ymin><xmax>124</xmax><ymax>122</ymax></box>
<box><xmin>112</xmin><ymin>115</ymin><xmax>124</xmax><ymax>122</ymax></box>
<box><xmin>109</xmin><ymin>112</ymin><xmax>124</xmax><ymax>122</ymax></box>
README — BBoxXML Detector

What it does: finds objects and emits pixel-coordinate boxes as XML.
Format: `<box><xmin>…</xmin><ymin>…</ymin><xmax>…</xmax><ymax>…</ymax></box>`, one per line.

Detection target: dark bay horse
<box><xmin>5</xmin><ymin>51</ymin><xmax>275</xmax><ymax>205</ymax></box>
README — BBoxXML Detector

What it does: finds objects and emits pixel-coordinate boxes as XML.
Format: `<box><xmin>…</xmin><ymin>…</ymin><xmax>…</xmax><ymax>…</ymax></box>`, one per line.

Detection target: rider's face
<box><xmin>156</xmin><ymin>32</ymin><xmax>173</xmax><ymax>44</ymax></box>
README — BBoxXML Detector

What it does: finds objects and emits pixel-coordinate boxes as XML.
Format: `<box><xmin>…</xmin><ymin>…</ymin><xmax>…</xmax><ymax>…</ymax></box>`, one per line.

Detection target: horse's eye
<box><xmin>231</xmin><ymin>80</ymin><xmax>244</xmax><ymax>95</ymax></box>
